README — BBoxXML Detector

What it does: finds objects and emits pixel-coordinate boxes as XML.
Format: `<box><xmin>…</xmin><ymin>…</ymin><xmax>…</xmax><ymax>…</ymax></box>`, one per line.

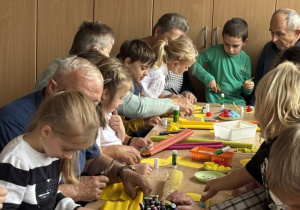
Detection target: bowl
<box><xmin>194</xmin><ymin>171</ymin><xmax>225</xmax><ymax>183</ymax></box>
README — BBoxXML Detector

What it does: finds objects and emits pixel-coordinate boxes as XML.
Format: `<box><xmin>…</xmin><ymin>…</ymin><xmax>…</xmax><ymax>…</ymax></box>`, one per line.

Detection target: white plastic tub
<box><xmin>213</xmin><ymin>120</ymin><xmax>257</xmax><ymax>141</ymax></box>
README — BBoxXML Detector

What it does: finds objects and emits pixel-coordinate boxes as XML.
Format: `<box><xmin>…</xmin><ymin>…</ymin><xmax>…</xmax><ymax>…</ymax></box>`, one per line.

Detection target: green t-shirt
<box><xmin>191</xmin><ymin>44</ymin><xmax>252</xmax><ymax>105</ymax></box>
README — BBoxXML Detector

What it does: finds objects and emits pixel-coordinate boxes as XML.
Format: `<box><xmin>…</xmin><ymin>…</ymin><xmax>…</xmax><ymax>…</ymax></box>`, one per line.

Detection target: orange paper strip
<box><xmin>150</xmin><ymin>129</ymin><xmax>194</xmax><ymax>156</ymax></box>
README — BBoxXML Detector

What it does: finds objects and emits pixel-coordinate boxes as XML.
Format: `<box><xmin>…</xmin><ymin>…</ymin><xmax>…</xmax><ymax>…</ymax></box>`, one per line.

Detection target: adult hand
<box><xmin>120</xmin><ymin>169</ymin><xmax>152</xmax><ymax>199</ymax></box>
<box><xmin>207</xmin><ymin>79</ymin><xmax>217</xmax><ymax>93</ymax></box>
<box><xmin>116</xmin><ymin>145</ymin><xmax>142</xmax><ymax>165</ymax></box>
<box><xmin>109</xmin><ymin>110</ymin><xmax>126</xmax><ymax>142</ymax></box>
<box><xmin>144</xmin><ymin>116</ymin><xmax>161</xmax><ymax>127</ymax></box>
<box><xmin>182</xmin><ymin>92</ymin><xmax>197</xmax><ymax>104</ymax></box>
<box><xmin>166</xmin><ymin>190</ymin><xmax>203</xmax><ymax>210</ymax></box>
<box><xmin>77</xmin><ymin>207</ymin><xmax>93</xmax><ymax>210</ymax></box>
<box><xmin>172</xmin><ymin>98</ymin><xmax>194</xmax><ymax>117</ymax></box>
<box><xmin>0</xmin><ymin>185</ymin><xmax>7</xmax><ymax>209</ymax></box>
<box><xmin>243</xmin><ymin>80</ymin><xmax>254</xmax><ymax>90</ymax></box>
<box><xmin>128</xmin><ymin>137</ymin><xmax>154</xmax><ymax>152</ymax></box>
<box><xmin>201</xmin><ymin>179</ymin><xmax>219</xmax><ymax>202</ymax></box>
<box><xmin>60</xmin><ymin>175</ymin><xmax>109</xmax><ymax>202</ymax></box>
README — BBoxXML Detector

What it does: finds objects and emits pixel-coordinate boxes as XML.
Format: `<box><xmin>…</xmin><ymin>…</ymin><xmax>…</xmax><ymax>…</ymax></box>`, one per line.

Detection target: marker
<box><xmin>159</xmin><ymin>130</ymin><xmax>182</xmax><ymax>135</ymax></box>
<box><xmin>213</xmin><ymin>146</ymin><xmax>231</xmax><ymax>155</ymax></box>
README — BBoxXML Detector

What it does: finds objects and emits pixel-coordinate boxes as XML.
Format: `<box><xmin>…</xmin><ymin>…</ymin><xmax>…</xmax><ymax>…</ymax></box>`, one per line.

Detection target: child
<box><xmin>266</xmin><ymin>124</ymin><xmax>300</xmax><ymax>209</ymax></box>
<box><xmin>140</xmin><ymin>35</ymin><xmax>198</xmax><ymax>99</ymax></box>
<box><xmin>0</xmin><ymin>90</ymin><xmax>99</xmax><ymax>209</ymax></box>
<box><xmin>192</xmin><ymin>18</ymin><xmax>254</xmax><ymax>105</ymax></box>
<box><xmin>88</xmin><ymin>56</ymin><xmax>154</xmax><ymax>176</ymax></box>
<box><xmin>200</xmin><ymin>61</ymin><xmax>300</xmax><ymax>208</ymax></box>
<box><xmin>117</xmin><ymin>39</ymin><xmax>162</xmax><ymax>135</ymax></box>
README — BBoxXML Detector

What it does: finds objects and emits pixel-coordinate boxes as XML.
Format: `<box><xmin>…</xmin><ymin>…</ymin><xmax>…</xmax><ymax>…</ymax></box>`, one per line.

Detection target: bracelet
<box><xmin>127</xmin><ymin>137</ymin><xmax>133</xmax><ymax>145</ymax></box>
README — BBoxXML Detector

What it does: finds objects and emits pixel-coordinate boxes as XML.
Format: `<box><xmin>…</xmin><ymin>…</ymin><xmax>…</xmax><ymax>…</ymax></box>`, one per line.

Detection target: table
<box><xmin>86</xmin><ymin>103</ymin><xmax>260</xmax><ymax>209</ymax></box>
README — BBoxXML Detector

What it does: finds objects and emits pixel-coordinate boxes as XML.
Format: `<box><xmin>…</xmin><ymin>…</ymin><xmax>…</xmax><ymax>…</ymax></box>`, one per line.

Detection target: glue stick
<box><xmin>154</xmin><ymin>158</ymin><xmax>159</xmax><ymax>169</ymax></box>
<box><xmin>220</xmin><ymin>93</ymin><xmax>225</xmax><ymax>108</ymax></box>
<box><xmin>172</xmin><ymin>150</ymin><xmax>177</xmax><ymax>169</ymax></box>
<box><xmin>173</xmin><ymin>105</ymin><xmax>180</xmax><ymax>123</ymax></box>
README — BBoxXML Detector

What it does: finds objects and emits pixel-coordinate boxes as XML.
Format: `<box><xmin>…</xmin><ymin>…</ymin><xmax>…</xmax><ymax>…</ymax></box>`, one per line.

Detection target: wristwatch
<box><xmin>117</xmin><ymin>164</ymin><xmax>136</xmax><ymax>177</ymax></box>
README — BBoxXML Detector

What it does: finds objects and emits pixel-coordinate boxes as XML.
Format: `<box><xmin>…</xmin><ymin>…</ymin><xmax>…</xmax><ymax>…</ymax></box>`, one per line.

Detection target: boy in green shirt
<box><xmin>191</xmin><ymin>18</ymin><xmax>254</xmax><ymax>105</ymax></box>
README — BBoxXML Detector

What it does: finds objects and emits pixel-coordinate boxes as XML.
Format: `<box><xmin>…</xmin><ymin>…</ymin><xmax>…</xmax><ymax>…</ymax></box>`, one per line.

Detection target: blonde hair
<box><xmin>96</xmin><ymin>57</ymin><xmax>133</xmax><ymax>128</ymax></box>
<box><xmin>255</xmin><ymin>61</ymin><xmax>300</xmax><ymax>140</ymax></box>
<box><xmin>267</xmin><ymin>124</ymin><xmax>300</xmax><ymax>199</ymax></box>
<box><xmin>27</xmin><ymin>90</ymin><xmax>99</xmax><ymax>184</ymax></box>
<box><xmin>153</xmin><ymin>35</ymin><xmax>198</xmax><ymax>70</ymax></box>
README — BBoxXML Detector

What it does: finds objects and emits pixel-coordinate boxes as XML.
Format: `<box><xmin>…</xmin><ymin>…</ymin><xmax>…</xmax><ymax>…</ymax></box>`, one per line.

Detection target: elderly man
<box><xmin>250</xmin><ymin>8</ymin><xmax>300</xmax><ymax>105</ymax></box>
<box><xmin>0</xmin><ymin>57</ymin><xmax>151</xmax><ymax>202</ymax></box>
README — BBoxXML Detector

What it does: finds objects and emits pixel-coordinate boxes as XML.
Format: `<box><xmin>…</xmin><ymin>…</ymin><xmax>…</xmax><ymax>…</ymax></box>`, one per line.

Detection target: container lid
<box><xmin>174</xmin><ymin>105</ymin><xmax>180</xmax><ymax>110</ymax></box>
<box><xmin>172</xmin><ymin>150</ymin><xmax>177</xmax><ymax>154</ymax></box>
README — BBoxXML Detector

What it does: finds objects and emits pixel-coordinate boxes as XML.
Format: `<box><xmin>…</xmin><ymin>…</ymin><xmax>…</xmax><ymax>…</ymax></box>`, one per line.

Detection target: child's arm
<box><xmin>190</xmin><ymin>50</ymin><xmax>216</xmax><ymax>87</ymax></box>
<box><xmin>201</xmin><ymin>167</ymin><xmax>255</xmax><ymax>202</ymax></box>
<box><xmin>109</xmin><ymin>110</ymin><xmax>126</xmax><ymax>142</ymax></box>
<box><xmin>242</xmin><ymin>58</ymin><xmax>254</xmax><ymax>95</ymax></box>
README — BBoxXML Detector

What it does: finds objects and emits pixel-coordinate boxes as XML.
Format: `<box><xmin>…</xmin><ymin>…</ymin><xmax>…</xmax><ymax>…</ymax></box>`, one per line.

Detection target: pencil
<box><xmin>248</xmin><ymin>77</ymin><xmax>255</xmax><ymax>81</ymax></box>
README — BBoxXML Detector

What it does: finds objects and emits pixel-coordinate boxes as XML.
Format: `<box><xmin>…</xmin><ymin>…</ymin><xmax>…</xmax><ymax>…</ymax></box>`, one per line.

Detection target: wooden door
<box><xmin>94</xmin><ymin>0</ymin><xmax>153</xmax><ymax>56</ymax></box>
<box><xmin>0</xmin><ymin>0</ymin><xmax>36</xmax><ymax>106</ymax></box>
<box><xmin>212</xmin><ymin>0</ymin><xmax>276</xmax><ymax>76</ymax></box>
<box><xmin>37</xmin><ymin>0</ymin><xmax>93</xmax><ymax>78</ymax></box>
<box><xmin>276</xmin><ymin>0</ymin><xmax>300</xmax><ymax>11</ymax></box>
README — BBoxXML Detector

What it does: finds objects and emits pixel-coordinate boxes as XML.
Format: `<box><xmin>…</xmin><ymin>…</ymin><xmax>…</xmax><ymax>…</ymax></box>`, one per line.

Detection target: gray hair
<box><xmin>152</xmin><ymin>13</ymin><xmax>189</xmax><ymax>35</ymax></box>
<box><xmin>53</xmin><ymin>57</ymin><xmax>103</xmax><ymax>84</ymax></box>
<box><xmin>273</xmin><ymin>8</ymin><xmax>300</xmax><ymax>32</ymax></box>
<box><xmin>69</xmin><ymin>21</ymin><xmax>114</xmax><ymax>55</ymax></box>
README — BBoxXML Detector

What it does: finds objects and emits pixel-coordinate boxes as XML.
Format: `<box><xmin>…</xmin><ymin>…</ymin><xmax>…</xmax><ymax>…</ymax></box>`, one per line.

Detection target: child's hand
<box><xmin>207</xmin><ymin>79</ymin><xmax>217</xmax><ymax>93</ymax></box>
<box><xmin>128</xmin><ymin>137</ymin><xmax>154</xmax><ymax>152</ymax></box>
<box><xmin>243</xmin><ymin>80</ymin><xmax>254</xmax><ymax>90</ymax></box>
<box><xmin>0</xmin><ymin>185</ymin><xmax>7</xmax><ymax>209</ymax></box>
<box><xmin>116</xmin><ymin>145</ymin><xmax>141</xmax><ymax>164</ymax></box>
<box><xmin>109</xmin><ymin>110</ymin><xmax>126</xmax><ymax>142</ymax></box>
<box><xmin>201</xmin><ymin>179</ymin><xmax>219</xmax><ymax>202</ymax></box>
<box><xmin>133</xmin><ymin>163</ymin><xmax>153</xmax><ymax>177</ymax></box>
<box><xmin>144</xmin><ymin>116</ymin><xmax>161</xmax><ymax>127</ymax></box>
<box><xmin>182</xmin><ymin>92</ymin><xmax>197</xmax><ymax>104</ymax></box>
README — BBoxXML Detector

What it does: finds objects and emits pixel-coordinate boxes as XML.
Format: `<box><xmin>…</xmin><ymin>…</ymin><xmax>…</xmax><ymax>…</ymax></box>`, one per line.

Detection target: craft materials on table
<box><xmin>161</xmin><ymin>169</ymin><xmax>183</xmax><ymax>203</ymax></box>
<box><xmin>165</xmin><ymin>142</ymin><xmax>223</xmax><ymax>150</ymax></box>
<box><xmin>141</xmin><ymin>156</ymin><xmax>203</xmax><ymax>169</ymax></box>
<box><xmin>190</xmin><ymin>146</ymin><xmax>234</xmax><ymax>164</ymax></box>
<box><xmin>149</xmin><ymin>129</ymin><xmax>194</xmax><ymax>156</ymax></box>
<box><xmin>151</xmin><ymin>135</ymin><xmax>255</xmax><ymax>149</ymax></box>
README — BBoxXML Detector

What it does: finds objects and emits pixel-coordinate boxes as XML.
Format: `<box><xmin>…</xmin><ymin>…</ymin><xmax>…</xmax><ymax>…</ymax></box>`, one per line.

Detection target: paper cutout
<box><xmin>186</xmin><ymin>192</ymin><xmax>201</xmax><ymax>201</ymax></box>
<box><xmin>141</xmin><ymin>156</ymin><xmax>172</xmax><ymax>166</ymax></box>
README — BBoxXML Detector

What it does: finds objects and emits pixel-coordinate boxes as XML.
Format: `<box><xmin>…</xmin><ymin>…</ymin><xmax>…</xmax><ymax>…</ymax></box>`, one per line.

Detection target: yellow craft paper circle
<box><xmin>239</xmin><ymin>159</ymin><xmax>251</xmax><ymax>165</ymax></box>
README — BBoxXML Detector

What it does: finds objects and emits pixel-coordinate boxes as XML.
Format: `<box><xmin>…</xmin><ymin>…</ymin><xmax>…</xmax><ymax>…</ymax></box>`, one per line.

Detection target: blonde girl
<box><xmin>0</xmin><ymin>90</ymin><xmax>99</xmax><ymax>210</ymax></box>
<box><xmin>200</xmin><ymin>61</ymin><xmax>300</xmax><ymax>208</ymax></box>
<box><xmin>140</xmin><ymin>35</ymin><xmax>198</xmax><ymax>99</ymax></box>
<box><xmin>91</xmin><ymin>56</ymin><xmax>154</xmax><ymax>176</ymax></box>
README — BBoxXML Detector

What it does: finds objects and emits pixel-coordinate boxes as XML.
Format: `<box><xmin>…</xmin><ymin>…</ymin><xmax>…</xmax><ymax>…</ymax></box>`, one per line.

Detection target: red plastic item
<box><xmin>206</xmin><ymin>112</ymin><xmax>212</xmax><ymax>117</ymax></box>
<box><xmin>219</xmin><ymin>113</ymin><xmax>224</xmax><ymax>117</ymax></box>
<box><xmin>190</xmin><ymin>146</ymin><xmax>234</xmax><ymax>164</ymax></box>
<box><xmin>224</xmin><ymin>109</ymin><xmax>229</xmax><ymax>114</ymax></box>
<box><xmin>247</xmin><ymin>105</ymin><xmax>252</xmax><ymax>112</ymax></box>
<box><xmin>224</xmin><ymin>114</ymin><xmax>230</xmax><ymax>117</ymax></box>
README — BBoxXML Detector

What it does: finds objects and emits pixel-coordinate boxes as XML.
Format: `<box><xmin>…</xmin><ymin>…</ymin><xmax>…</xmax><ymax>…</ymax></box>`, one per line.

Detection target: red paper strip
<box><xmin>150</xmin><ymin>129</ymin><xmax>194</xmax><ymax>155</ymax></box>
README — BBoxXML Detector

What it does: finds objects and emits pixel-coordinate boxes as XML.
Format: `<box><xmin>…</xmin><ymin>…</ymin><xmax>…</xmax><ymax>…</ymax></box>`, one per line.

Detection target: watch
<box><xmin>117</xmin><ymin>164</ymin><xmax>136</xmax><ymax>177</ymax></box>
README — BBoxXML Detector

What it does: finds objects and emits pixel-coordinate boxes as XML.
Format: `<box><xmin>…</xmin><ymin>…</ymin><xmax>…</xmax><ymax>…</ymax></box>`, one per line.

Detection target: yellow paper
<box><xmin>186</xmin><ymin>192</ymin><xmax>201</xmax><ymax>201</ymax></box>
<box><xmin>177</xmin><ymin>157</ymin><xmax>203</xmax><ymax>168</ymax></box>
<box><xmin>141</xmin><ymin>156</ymin><xmax>172</xmax><ymax>166</ymax></box>
<box><xmin>100</xmin><ymin>183</ymin><xmax>143</xmax><ymax>210</ymax></box>
<box><xmin>239</xmin><ymin>159</ymin><xmax>251</xmax><ymax>165</ymax></box>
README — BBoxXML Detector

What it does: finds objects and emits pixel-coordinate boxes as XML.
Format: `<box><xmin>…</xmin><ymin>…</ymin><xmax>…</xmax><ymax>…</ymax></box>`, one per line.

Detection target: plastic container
<box><xmin>190</xmin><ymin>146</ymin><xmax>234</xmax><ymax>164</ymax></box>
<box><xmin>213</xmin><ymin>120</ymin><xmax>257</xmax><ymax>141</ymax></box>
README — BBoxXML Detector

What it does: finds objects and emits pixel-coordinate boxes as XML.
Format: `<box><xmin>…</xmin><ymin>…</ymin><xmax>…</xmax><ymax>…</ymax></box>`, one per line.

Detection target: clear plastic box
<box><xmin>213</xmin><ymin>120</ymin><xmax>257</xmax><ymax>141</ymax></box>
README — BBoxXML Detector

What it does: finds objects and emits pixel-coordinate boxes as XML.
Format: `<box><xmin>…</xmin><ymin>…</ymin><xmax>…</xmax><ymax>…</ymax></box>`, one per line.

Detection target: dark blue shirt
<box><xmin>0</xmin><ymin>88</ymin><xmax>100</xmax><ymax>174</ymax></box>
